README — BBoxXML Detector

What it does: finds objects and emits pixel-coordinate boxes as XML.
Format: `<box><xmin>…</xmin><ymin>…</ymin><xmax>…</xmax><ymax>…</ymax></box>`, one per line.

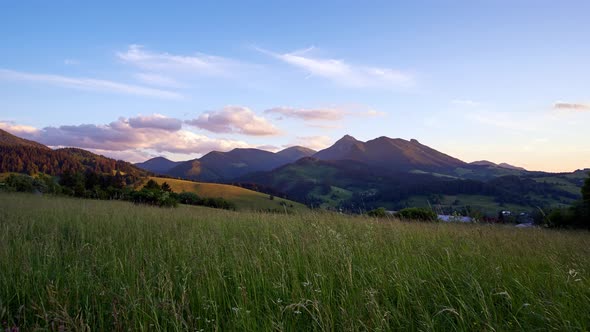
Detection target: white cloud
<box><xmin>186</xmin><ymin>106</ymin><xmax>281</xmax><ymax>136</ymax></box>
<box><xmin>452</xmin><ymin>99</ymin><xmax>481</xmax><ymax>107</ymax></box>
<box><xmin>117</xmin><ymin>45</ymin><xmax>241</xmax><ymax>77</ymax></box>
<box><xmin>134</xmin><ymin>73</ymin><xmax>184</xmax><ymax>88</ymax></box>
<box><xmin>64</xmin><ymin>59</ymin><xmax>80</xmax><ymax>65</ymax></box>
<box><xmin>0</xmin><ymin>68</ymin><xmax>182</xmax><ymax>99</ymax></box>
<box><xmin>259</xmin><ymin>47</ymin><xmax>413</xmax><ymax>88</ymax></box>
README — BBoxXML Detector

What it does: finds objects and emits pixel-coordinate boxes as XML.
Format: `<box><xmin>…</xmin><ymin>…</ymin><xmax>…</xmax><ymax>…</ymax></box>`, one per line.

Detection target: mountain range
<box><xmin>1</xmin><ymin>128</ymin><xmax>587</xmax><ymax>215</ymax></box>
<box><xmin>136</xmin><ymin>134</ymin><xmax>529</xmax><ymax>181</ymax></box>
<box><xmin>137</xmin><ymin>145</ymin><xmax>316</xmax><ymax>181</ymax></box>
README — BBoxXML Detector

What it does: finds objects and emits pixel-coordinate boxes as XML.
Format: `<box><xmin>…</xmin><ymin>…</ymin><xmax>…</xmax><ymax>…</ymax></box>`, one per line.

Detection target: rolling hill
<box><xmin>147</xmin><ymin>176</ymin><xmax>307</xmax><ymax>212</ymax></box>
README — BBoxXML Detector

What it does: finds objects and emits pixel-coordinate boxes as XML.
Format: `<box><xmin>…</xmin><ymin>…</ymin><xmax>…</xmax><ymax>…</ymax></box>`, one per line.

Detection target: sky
<box><xmin>1</xmin><ymin>1</ymin><xmax>589</xmax><ymax>172</ymax></box>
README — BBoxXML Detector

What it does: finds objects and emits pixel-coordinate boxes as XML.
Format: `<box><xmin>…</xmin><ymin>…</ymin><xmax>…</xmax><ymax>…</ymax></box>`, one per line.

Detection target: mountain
<box><xmin>498</xmin><ymin>163</ymin><xmax>526</xmax><ymax>171</ymax></box>
<box><xmin>470</xmin><ymin>160</ymin><xmax>497</xmax><ymax>167</ymax></box>
<box><xmin>135</xmin><ymin>157</ymin><xmax>182</xmax><ymax>174</ymax></box>
<box><xmin>276</xmin><ymin>146</ymin><xmax>316</xmax><ymax>162</ymax></box>
<box><xmin>313</xmin><ymin>135</ymin><xmax>467</xmax><ymax>171</ymax></box>
<box><xmin>470</xmin><ymin>160</ymin><xmax>527</xmax><ymax>171</ymax></box>
<box><xmin>166</xmin><ymin>148</ymin><xmax>295</xmax><ymax>181</ymax></box>
<box><xmin>0</xmin><ymin>129</ymin><xmax>50</xmax><ymax>150</ymax></box>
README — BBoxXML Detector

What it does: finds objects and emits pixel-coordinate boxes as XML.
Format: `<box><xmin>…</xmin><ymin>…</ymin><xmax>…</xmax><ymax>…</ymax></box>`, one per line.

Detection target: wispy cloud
<box><xmin>258</xmin><ymin>47</ymin><xmax>413</xmax><ymax>88</ymax></box>
<box><xmin>134</xmin><ymin>73</ymin><xmax>184</xmax><ymax>88</ymax></box>
<box><xmin>0</xmin><ymin>68</ymin><xmax>182</xmax><ymax>99</ymax></box>
<box><xmin>117</xmin><ymin>45</ymin><xmax>241</xmax><ymax>77</ymax></box>
<box><xmin>452</xmin><ymin>99</ymin><xmax>481</xmax><ymax>107</ymax></box>
<box><xmin>553</xmin><ymin>101</ymin><xmax>590</xmax><ymax>111</ymax></box>
<box><xmin>186</xmin><ymin>106</ymin><xmax>281</xmax><ymax>136</ymax></box>
<box><xmin>265</xmin><ymin>107</ymin><xmax>345</xmax><ymax>121</ymax></box>
<box><xmin>265</xmin><ymin>106</ymin><xmax>386</xmax><ymax>122</ymax></box>
<box><xmin>63</xmin><ymin>59</ymin><xmax>80</xmax><ymax>65</ymax></box>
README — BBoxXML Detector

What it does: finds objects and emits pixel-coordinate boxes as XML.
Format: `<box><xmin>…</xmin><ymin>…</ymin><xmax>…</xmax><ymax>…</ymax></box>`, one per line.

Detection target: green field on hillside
<box><xmin>147</xmin><ymin>177</ymin><xmax>307</xmax><ymax>212</ymax></box>
<box><xmin>1</xmin><ymin>193</ymin><xmax>589</xmax><ymax>331</ymax></box>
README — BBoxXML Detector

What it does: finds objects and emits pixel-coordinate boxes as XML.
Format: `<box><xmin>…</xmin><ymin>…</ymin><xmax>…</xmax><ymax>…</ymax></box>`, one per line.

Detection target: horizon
<box><xmin>1</xmin><ymin>1</ymin><xmax>590</xmax><ymax>172</ymax></box>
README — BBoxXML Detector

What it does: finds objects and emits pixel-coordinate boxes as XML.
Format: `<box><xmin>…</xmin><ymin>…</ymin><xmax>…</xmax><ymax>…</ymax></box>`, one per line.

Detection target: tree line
<box><xmin>0</xmin><ymin>173</ymin><xmax>235</xmax><ymax>211</ymax></box>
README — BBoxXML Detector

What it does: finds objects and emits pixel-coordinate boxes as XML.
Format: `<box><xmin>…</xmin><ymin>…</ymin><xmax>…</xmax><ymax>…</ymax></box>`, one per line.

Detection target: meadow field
<box><xmin>148</xmin><ymin>177</ymin><xmax>308</xmax><ymax>212</ymax></box>
<box><xmin>0</xmin><ymin>193</ymin><xmax>589</xmax><ymax>331</ymax></box>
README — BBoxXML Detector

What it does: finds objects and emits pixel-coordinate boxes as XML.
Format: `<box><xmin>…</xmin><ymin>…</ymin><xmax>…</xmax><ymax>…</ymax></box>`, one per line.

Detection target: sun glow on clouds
<box><xmin>186</xmin><ymin>106</ymin><xmax>282</xmax><ymax>136</ymax></box>
<box><xmin>0</xmin><ymin>116</ymin><xmax>251</xmax><ymax>162</ymax></box>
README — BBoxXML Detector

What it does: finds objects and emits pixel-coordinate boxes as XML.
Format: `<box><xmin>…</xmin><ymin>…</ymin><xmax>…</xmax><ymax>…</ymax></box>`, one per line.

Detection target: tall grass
<box><xmin>0</xmin><ymin>193</ymin><xmax>589</xmax><ymax>331</ymax></box>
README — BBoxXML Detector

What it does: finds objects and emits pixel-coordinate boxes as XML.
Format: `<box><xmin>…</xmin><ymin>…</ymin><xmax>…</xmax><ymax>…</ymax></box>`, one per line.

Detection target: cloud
<box><xmin>0</xmin><ymin>121</ymin><xmax>40</xmax><ymax>136</ymax></box>
<box><xmin>117</xmin><ymin>45</ymin><xmax>241</xmax><ymax>77</ymax></box>
<box><xmin>264</xmin><ymin>107</ymin><xmax>344</xmax><ymax>121</ymax></box>
<box><xmin>259</xmin><ymin>47</ymin><xmax>413</xmax><ymax>88</ymax></box>
<box><xmin>288</xmin><ymin>135</ymin><xmax>332</xmax><ymax>151</ymax></box>
<box><xmin>134</xmin><ymin>73</ymin><xmax>184</xmax><ymax>88</ymax></box>
<box><xmin>1</xmin><ymin>117</ymin><xmax>250</xmax><ymax>160</ymax></box>
<box><xmin>64</xmin><ymin>59</ymin><xmax>80</xmax><ymax>65</ymax></box>
<box><xmin>265</xmin><ymin>106</ymin><xmax>386</xmax><ymax>122</ymax></box>
<box><xmin>359</xmin><ymin>109</ymin><xmax>386</xmax><ymax>117</ymax></box>
<box><xmin>553</xmin><ymin>101</ymin><xmax>590</xmax><ymax>111</ymax></box>
<box><xmin>452</xmin><ymin>99</ymin><xmax>481</xmax><ymax>107</ymax></box>
<box><xmin>128</xmin><ymin>114</ymin><xmax>182</xmax><ymax>131</ymax></box>
<box><xmin>0</xmin><ymin>68</ymin><xmax>182</xmax><ymax>99</ymax></box>
<box><xmin>186</xmin><ymin>106</ymin><xmax>281</xmax><ymax>136</ymax></box>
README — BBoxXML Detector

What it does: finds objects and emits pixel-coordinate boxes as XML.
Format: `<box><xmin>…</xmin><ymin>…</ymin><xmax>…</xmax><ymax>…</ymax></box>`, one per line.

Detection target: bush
<box><xmin>367</xmin><ymin>207</ymin><xmax>388</xmax><ymax>218</ymax></box>
<box><xmin>396</xmin><ymin>207</ymin><xmax>438</xmax><ymax>222</ymax></box>
<box><xmin>130</xmin><ymin>188</ymin><xmax>178</xmax><ymax>208</ymax></box>
<box><xmin>178</xmin><ymin>192</ymin><xmax>201</xmax><ymax>205</ymax></box>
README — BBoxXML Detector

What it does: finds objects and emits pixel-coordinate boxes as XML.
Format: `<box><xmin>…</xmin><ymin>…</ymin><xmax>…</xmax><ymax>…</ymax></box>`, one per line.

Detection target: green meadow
<box><xmin>1</xmin><ymin>193</ymin><xmax>589</xmax><ymax>331</ymax></box>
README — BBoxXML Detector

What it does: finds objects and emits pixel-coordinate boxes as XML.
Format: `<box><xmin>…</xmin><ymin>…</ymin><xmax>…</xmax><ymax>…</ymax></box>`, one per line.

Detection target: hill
<box><xmin>276</xmin><ymin>146</ymin><xmax>316</xmax><ymax>161</ymax></box>
<box><xmin>470</xmin><ymin>160</ymin><xmax>527</xmax><ymax>171</ymax></box>
<box><xmin>0</xmin><ymin>129</ymin><xmax>147</xmax><ymax>181</ymax></box>
<box><xmin>135</xmin><ymin>157</ymin><xmax>181</xmax><ymax>174</ymax></box>
<box><xmin>239</xmin><ymin>157</ymin><xmax>582</xmax><ymax>214</ymax></box>
<box><xmin>147</xmin><ymin>176</ymin><xmax>307</xmax><ymax>212</ymax></box>
<box><xmin>0</xmin><ymin>128</ymin><xmax>50</xmax><ymax>150</ymax></box>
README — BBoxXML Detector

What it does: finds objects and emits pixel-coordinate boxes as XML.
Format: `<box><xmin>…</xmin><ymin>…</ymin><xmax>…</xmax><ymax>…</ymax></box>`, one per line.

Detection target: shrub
<box><xmin>178</xmin><ymin>192</ymin><xmax>201</xmax><ymax>205</ymax></box>
<box><xmin>396</xmin><ymin>207</ymin><xmax>437</xmax><ymax>222</ymax></box>
<box><xmin>367</xmin><ymin>207</ymin><xmax>388</xmax><ymax>218</ymax></box>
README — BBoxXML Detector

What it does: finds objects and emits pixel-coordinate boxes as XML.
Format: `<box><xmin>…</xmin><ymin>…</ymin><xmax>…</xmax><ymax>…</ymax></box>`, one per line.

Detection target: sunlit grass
<box><xmin>0</xmin><ymin>193</ymin><xmax>589</xmax><ymax>331</ymax></box>
<box><xmin>148</xmin><ymin>176</ymin><xmax>307</xmax><ymax>212</ymax></box>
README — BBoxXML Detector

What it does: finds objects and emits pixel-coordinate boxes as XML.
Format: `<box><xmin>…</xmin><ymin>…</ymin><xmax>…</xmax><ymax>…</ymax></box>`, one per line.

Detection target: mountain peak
<box><xmin>277</xmin><ymin>146</ymin><xmax>316</xmax><ymax>162</ymax></box>
<box><xmin>338</xmin><ymin>134</ymin><xmax>359</xmax><ymax>142</ymax></box>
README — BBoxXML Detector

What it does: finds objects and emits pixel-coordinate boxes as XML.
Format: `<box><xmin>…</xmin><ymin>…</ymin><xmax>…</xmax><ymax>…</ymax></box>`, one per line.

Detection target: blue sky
<box><xmin>1</xmin><ymin>1</ymin><xmax>589</xmax><ymax>171</ymax></box>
